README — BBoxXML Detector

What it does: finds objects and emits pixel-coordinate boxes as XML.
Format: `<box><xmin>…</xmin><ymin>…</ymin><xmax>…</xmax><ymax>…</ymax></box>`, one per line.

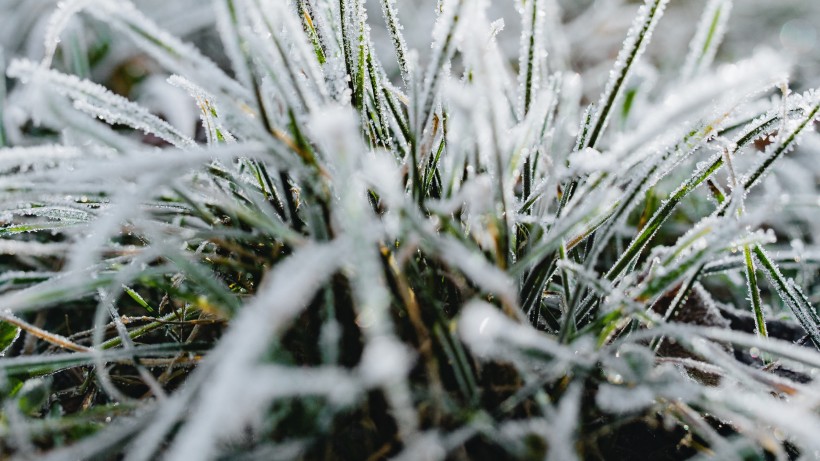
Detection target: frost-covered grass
<box><xmin>1</xmin><ymin>0</ymin><xmax>820</xmax><ymax>459</ymax></box>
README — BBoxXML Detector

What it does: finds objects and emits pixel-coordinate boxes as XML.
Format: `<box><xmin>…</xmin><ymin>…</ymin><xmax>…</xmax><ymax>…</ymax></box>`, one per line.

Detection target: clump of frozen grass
<box><xmin>1</xmin><ymin>0</ymin><xmax>820</xmax><ymax>459</ymax></box>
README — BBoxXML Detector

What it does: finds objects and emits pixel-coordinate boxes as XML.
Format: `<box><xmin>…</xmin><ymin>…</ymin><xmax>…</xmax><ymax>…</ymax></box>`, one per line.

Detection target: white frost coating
<box><xmin>427</xmin><ymin>174</ymin><xmax>494</xmax><ymax>216</ymax></box>
<box><xmin>323</xmin><ymin>48</ymin><xmax>353</xmax><ymax>105</ymax></box>
<box><xmin>9</xmin><ymin>86</ymin><xmax>145</xmax><ymax>153</ymax></box>
<box><xmin>168</xmin><ymin>74</ymin><xmax>235</xmax><ymax>145</ymax></box>
<box><xmin>455</xmin><ymin>1</ymin><xmax>518</xmax><ymax>245</ymax></box>
<box><xmin>0</xmin><ymin>239</ymin><xmax>70</xmax><ymax>257</ymax></box>
<box><xmin>86</xmin><ymin>0</ymin><xmax>250</xmax><ymax>102</ymax></box>
<box><xmin>255</xmin><ymin>365</ymin><xmax>360</xmax><ymax>406</ymax></box>
<box><xmin>9</xmin><ymin>205</ymin><xmax>91</xmax><ymax>222</ymax></box>
<box><xmin>740</xmin><ymin>90</ymin><xmax>820</xmax><ymax>194</ymax></box>
<box><xmin>659</xmin><ymin>325</ymin><xmax>820</xmax><ymax>370</ymax></box>
<box><xmin>338</xmin><ymin>0</ymin><xmax>368</xmax><ymax>108</ymax></box>
<box><xmin>630</xmin><ymin>213</ymin><xmax>768</xmax><ymax>302</ymax></box>
<box><xmin>612</xmin><ymin>49</ymin><xmax>789</xmax><ymax>166</ymax></box>
<box><xmin>0</xmin><ymin>145</ymin><xmax>84</xmax><ymax>170</ymax></box>
<box><xmin>4</xmin><ymin>0</ymin><xmax>820</xmax><ymax>458</ymax></box>
<box><xmin>0</xmin><ymin>271</ymin><xmax>56</xmax><ymax>284</ymax></box>
<box><xmin>164</xmin><ymin>241</ymin><xmax>345</xmax><ymax>461</ymax></box>
<box><xmin>587</xmin><ymin>0</ymin><xmax>669</xmax><ymax>148</ymax></box>
<box><xmin>308</xmin><ymin>104</ymin><xmax>362</xmax><ymax>174</ymax></box>
<box><xmin>362</xmin><ymin>152</ymin><xmax>403</xmax><ymax>209</ymax></box>
<box><xmin>250</xmin><ymin>0</ymin><xmax>330</xmax><ymax>106</ymax></box>
<box><xmin>458</xmin><ymin>300</ymin><xmax>515</xmax><ymax>357</ymax></box>
<box><xmin>310</xmin><ymin>100</ymin><xmax>420</xmax><ymax>439</ymax></box>
<box><xmin>212</xmin><ymin>0</ymin><xmax>253</xmax><ymax>92</ymax></box>
<box><xmin>41</xmin><ymin>0</ymin><xmax>95</xmax><ymax>68</ymax></box>
<box><xmin>536</xmin><ymin>0</ymin><xmax>567</xmax><ymax>71</ymax></box>
<box><xmin>8</xmin><ymin>59</ymin><xmax>195</xmax><ymax>148</ymax></box>
<box><xmin>509</xmin><ymin>82</ymin><xmax>557</xmax><ymax>169</ymax></box>
<box><xmin>458</xmin><ymin>300</ymin><xmax>590</xmax><ymax>365</ymax></box>
<box><xmin>378</xmin><ymin>0</ymin><xmax>411</xmax><ymax>87</ymax></box>
<box><xmin>366</xmin><ymin>45</ymin><xmax>397</xmax><ymax>151</ymax></box>
<box><xmin>28</xmin><ymin>142</ymin><xmax>275</xmax><ymax>186</ymax></box>
<box><xmin>681</xmin><ymin>0</ymin><xmax>733</xmax><ymax>80</ymax></box>
<box><xmin>596</xmin><ymin>383</ymin><xmax>655</xmax><ymax>414</ymax></box>
<box><xmin>568</xmin><ymin>147</ymin><xmax>614</xmax><ymax>174</ymax></box>
<box><xmin>705</xmin><ymin>385</ymin><xmax>820</xmax><ymax>453</ymax></box>
<box><xmin>753</xmin><ymin>245</ymin><xmax>820</xmax><ymax>346</ymax></box>
<box><xmin>239</xmin><ymin>29</ymin><xmax>308</xmax><ymax>115</ymax></box>
<box><xmin>392</xmin><ymin>432</ymin><xmax>447</xmax><ymax>461</ymax></box>
<box><xmin>516</xmin><ymin>0</ymin><xmax>547</xmax><ymax>119</ymax></box>
<box><xmin>138</xmin><ymin>75</ymin><xmax>199</xmax><ymax>140</ymax></box>
<box><xmin>545</xmin><ymin>383</ymin><xmax>582</xmax><ymax>461</ymax></box>
<box><xmin>358</xmin><ymin>335</ymin><xmax>415</xmax><ymax>386</ymax></box>
<box><xmin>65</xmin><ymin>179</ymin><xmax>153</xmax><ymax>274</ymax></box>
<box><xmin>419</xmin><ymin>0</ymin><xmax>464</xmax><ymax>132</ymax></box>
<box><xmin>436</xmin><ymin>237</ymin><xmax>517</xmax><ymax>307</ymax></box>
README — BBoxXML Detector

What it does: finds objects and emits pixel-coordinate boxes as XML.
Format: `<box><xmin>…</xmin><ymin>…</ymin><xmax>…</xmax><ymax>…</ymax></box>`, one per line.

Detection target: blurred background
<box><xmin>1</xmin><ymin>0</ymin><xmax>819</xmax><ymax>283</ymax></box>
<box><xmin>3</xmin><ymin>0</ymin><xmax>819</xmax><ymax>91</ymax></box>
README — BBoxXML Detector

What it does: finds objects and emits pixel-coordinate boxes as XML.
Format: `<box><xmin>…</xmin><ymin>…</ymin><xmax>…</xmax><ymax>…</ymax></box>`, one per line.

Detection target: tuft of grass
<box><xmin>1</xmin><ymin>0</ymin><xmax>820</xmax><ymax>459</ymax></box>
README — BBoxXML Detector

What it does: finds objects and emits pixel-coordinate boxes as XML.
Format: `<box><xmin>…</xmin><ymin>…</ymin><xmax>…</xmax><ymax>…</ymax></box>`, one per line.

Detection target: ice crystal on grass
<box><xmin>2</xmin><ymin>0</ymin><xmax>820</xmax><ymax>459</ymax></box>
<box><xmin>681</xmin><ymin>0</ymin><xmax>733</xmax><ymax>81</ymax></box>
<box><xmin>8</xmin><ymin>59</ymin><xmax>194</xmax><ymax>148</ymax></box>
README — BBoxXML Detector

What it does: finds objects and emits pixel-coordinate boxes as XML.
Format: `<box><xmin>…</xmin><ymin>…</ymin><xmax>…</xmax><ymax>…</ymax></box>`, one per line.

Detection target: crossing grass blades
<box><xmin>1</xmin><ymin>0</ymin><xmax>820</xmax><ymax>459</ymax></box>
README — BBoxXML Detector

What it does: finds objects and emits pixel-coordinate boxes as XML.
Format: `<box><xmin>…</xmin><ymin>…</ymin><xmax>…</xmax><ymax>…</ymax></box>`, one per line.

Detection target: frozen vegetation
<box><xmin>0</xmin><ymin>0</ymin><xmax>819</xmax><ymax>459</ymax></box>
